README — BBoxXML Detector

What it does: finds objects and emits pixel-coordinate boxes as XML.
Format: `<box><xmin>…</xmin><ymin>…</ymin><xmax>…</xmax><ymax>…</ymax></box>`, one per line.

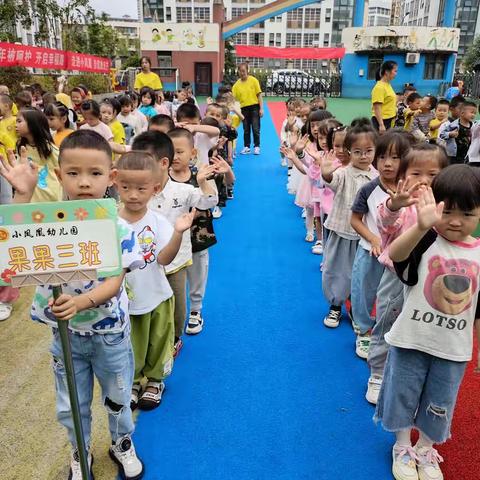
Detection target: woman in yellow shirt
<box><xmin>232</xmin><ymin>63</ymin><xmax>263</xmax><ymax>155</ymax></box>
<box><xmin>371</xmin><ymin>61</ymin><xmax>398</xmax><ymax>133</ymax></box>
<box><xmin>134</xmin><ymin>57</ymin><xmax>163</xmax><ymax>93</ymax></box>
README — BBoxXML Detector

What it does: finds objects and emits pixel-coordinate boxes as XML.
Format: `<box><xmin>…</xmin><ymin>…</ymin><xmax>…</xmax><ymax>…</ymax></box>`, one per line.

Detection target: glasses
<box><xmin>349</xmin><ymin>148</ymin><xmax>375</xmax><ymax>158</ymax></box>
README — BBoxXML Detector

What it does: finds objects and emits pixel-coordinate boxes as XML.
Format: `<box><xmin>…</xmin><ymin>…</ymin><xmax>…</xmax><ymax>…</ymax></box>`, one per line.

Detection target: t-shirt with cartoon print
<box><xmin>30</xmin><ymin>218</ymin><xmax>144</xmax><ymax>334</ymax></box>
<box><xmin>387</xmin><ymin>229</ymin><xmax>480</xmax><ymax>362</ymax></box>
<box><xmin>125</xmin><ymin>209</ymin><xmax>174</xmax><ymax>315</ymax></box>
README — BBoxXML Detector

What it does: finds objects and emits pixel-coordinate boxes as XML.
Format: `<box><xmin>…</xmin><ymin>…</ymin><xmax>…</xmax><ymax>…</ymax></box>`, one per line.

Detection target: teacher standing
<box><xmin>232</xmin><ymin>63</ymin><xmax>264</xmax><ymax>155</ymax></box>
<box><xmin>371</xmin><ymin>61</ymin><xmax>398</xmax><ymax>132</ymax></box>
<box><xmin>134</xmin><ymin>56</ymin><xmax>163</xmax><ymax>93</ymax></box>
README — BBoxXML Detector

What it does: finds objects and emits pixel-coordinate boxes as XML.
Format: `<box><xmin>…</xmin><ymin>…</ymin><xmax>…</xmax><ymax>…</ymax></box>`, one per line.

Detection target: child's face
<box><xmin>15</xmin><ymin>114</ymin><xmax>29</xmax><ymax>137</ymax></box>
<box><xmin>47</xmin><ymin>115</ymin><xmax>64</xmax><ymax>131</ymax></box>
<box><xmin>333</xmin><ymin>130</ymin><xmax>347</xmax><ymax>162</ymax></box>
<box><xmin>121</xmin><ymin>104</ymin><xmax>132</xmax><ymax>115</ymax></box>
<box><xmin>435</xmin><ymin>104</ymin><xmax>449</xmax><ymax>121</ymax></box>
<box><xmin>376</xmin><ymin>147</ymin><xmax>400</xmax><ymax>183</ymax></box>
<box><xmin>71</xmin><ymin>91</ymin><xmax>83</xmax><ymax>106</ymax></box>
<box><xmin>115</xmin><ymin>169</ymin><xmax>157</xmax><ymax>213</ymax></box>
<box><xmin>299</xmin><ymin>106</ymin><xmax>310</xmax><ymax>125</ymax></box>
<box><xmin>100</xmin><ymin>104</ymin><xmax>115</xmax><ymax>124</ymax></box>
<box><xmin>420</xmin><ymin>96</ymin><xmax>432</xmax><ymax>111</ymax></box>
<box><xmin>310</xmin><ymin>121</ymin><xmax>321</xmax><ymax>137</ymax></box>
<box><xmin>171</xmin><ymin>136</ymin><xmax>195</xmax><ymax>171</ymax></box>
<box><xmin>409</xmin><ymin>98</ymin><xmax>422</xmax><ymax>111</ymax></box>
<box><xmin>0</xmin><ymin>100</ymin><xmax>11</xmax><ymax>116</ymax></box>
<box><xmin>206</xmin><ymin>107</ymin><xmax>223</xmax><ymax>124</ymax></box>
<box><xmin>405</xmin><ymin>154</ymin><xmax>442</xmax><ymax>193</ymax></box>
<box><xmin>317</xmin><ymin>134</ymin><xmax>328</xmax><ymax>152</ymax></box>
<box><xmin>56</xmin><ymin>149</ymin><xmax>113</xmax><ymax>200</ymax></box>
<box><xmin>349</xmin><ymin>134</ymin><xmax>375</xmax><ymax>170</ymax></box>
<box><xmin>435</xmin><ymin>205</ymin><xmax>480</xmax><ymax>242</ymax></box>
<box><xmin>142</xmin><ymin>94</ymin><xmax>152</xmax><ymax>106</ymax></box>
<box><xmin>177</xmin><ymin>91</ymin><xmax>187</xmax><ymax>102</ymax></box>
<box><xmin>460</xmin><ymin>106</ymin><xmax>477</xmax><ymax>123</ymax></box>
<box><xmin>82</xmin><ymin>111</ymin><xmax>100</xmax><ymax>127</ymax></box>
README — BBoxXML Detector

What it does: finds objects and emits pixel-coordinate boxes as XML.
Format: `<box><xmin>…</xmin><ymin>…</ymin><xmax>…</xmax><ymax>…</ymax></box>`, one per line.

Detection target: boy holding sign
<box><xmin>0</xmin><ymin>131</ymin><xmax>144</xmax><ymax>480</ymax></box>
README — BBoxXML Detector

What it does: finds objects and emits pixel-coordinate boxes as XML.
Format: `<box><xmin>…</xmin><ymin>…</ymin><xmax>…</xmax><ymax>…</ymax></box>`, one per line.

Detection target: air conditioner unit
<box><xmin>406</xmin><ymin>52</ymin><xmax>420</xmax><ymax>64</ymax></box>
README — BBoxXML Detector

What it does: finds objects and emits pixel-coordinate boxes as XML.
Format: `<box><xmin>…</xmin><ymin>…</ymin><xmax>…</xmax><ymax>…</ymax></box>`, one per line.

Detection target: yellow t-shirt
<box><xmin>0</xmin><ymin>116</ymin><xmax>18</xmax><ymax>158</ymax></box>
<box><xmin>134</xmin><ymin>72</ymin><xmax>163</xmax><ymax>91</ymax></box>
<box><xmin>110</xmin><ymin>120</ymin><xmax>125</xmax><ymax>145</ymax></box>
<box><xmin>429</xmin><ymin>118</ymin><xmax>446</xmax><ymax>140</ymax></box>
<box><xmin>12</xmin><ymin>104</ymin><xmax>18</xmax><ymax>116</ymax></box>
<box><xmin>371</xmin><ymin>80</ymin><xmax>396</xmax><ymax>119</ymax></box>
<box><xmin>53</xmin><ymin>129</ymin><xmax>74</xmax><ymax>148</ymax></box>
<box><xmin>232</xmin><ymin>76</ymin><xmax>262</xmax><ymax>108</ymax></box>
<box><xmin>229</xmin><ymin>112</ymin><xmax>241</xmax><ymax>129</ymax></box>
<box><xmin>55</xmin><ymin>93</ymin><xmax>73</xmax><ymax>109</ymax></box>
<box><xmin>403</xmin><ymin>108</ymin><xmax>417</xmax><ymax>131</ymax></box>
<box><xmin>25</xmin><ymin>144</ymin><xmax>63</xmax><ymax>203</ymax></box>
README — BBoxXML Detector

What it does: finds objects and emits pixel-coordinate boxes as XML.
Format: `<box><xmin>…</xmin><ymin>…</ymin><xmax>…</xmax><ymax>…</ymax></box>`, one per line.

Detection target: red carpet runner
<box><xmin>267</xmin><ymin>99</ymin><xmax>480</xmax><ymax>479</ymax></box>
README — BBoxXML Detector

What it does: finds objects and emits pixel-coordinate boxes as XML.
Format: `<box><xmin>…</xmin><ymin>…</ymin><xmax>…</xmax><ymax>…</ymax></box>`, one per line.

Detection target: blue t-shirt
<box><xmin>445</xmin><ymin>86</ymin><xmax>460</xmax><ymax>101</ymax></box>
<box><xmin>138</xmin><ymin>105</ymin><xmax>157</xmax><ymax>119</ymax></box>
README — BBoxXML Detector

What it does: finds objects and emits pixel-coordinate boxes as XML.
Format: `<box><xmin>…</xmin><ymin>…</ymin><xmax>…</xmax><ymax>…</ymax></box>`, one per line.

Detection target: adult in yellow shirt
<box><xmin>371</xmin><ymin>61</ymin><xmax>398</xmax><ymax>133</ymax></box>
<box><xmin>134</xmin><ymin>57</ymin><xmax>163</xmax><ymax>93</ymax></box>
<box><xmin>232</xmin><ymin>63</ymin><xmax>264</xmax><ymax>155</ymax></box>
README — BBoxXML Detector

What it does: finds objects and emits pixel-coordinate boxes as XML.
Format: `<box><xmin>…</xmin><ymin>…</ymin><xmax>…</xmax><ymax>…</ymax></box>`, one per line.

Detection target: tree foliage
<box><xmin>463</xmin><ymin>35</ymin><xmax>480</xmax><ymax>72</ymax></box>
<box><xmin>0</xmin><ymin>0</ymin><xmax>32</xmax><ymax>42</ymax></box>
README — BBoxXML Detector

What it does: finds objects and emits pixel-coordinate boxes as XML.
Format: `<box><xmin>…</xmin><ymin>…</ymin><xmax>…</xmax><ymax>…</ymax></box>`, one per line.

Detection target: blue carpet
<box><xmin>133</xmin><ymin>105</ymin><xmax>394</xmax><ymax>479</ymax></box>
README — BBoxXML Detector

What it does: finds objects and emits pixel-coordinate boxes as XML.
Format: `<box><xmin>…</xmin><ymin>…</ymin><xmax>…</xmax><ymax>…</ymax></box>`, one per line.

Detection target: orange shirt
<box><xmin>53</xmin><ymin>129</ymin><xmax>74</xmax><ymax>148</ymax></box>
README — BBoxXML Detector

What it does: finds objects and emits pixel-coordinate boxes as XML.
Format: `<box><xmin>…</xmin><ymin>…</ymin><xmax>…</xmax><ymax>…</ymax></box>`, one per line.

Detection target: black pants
<box><xmin>371</xmin><ymin>116</ymin><xmax>395</xmax><ymax>131</ymax></box>
<box><xmin>241</xmin><ymin>104</ymin><xmax>261</xmax><ymax>148</ymax></box>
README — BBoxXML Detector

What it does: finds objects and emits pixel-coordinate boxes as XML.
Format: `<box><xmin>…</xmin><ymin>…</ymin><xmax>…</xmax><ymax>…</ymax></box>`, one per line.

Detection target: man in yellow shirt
<box><xmin>134</xmin><ymin>57</ymin><xmax>163</xmax><ymax>92</ymax></box>
<box><xmin>232</xmin><ymin>63</ymin><xmax>263</xmax><ymax>155</ymax></box>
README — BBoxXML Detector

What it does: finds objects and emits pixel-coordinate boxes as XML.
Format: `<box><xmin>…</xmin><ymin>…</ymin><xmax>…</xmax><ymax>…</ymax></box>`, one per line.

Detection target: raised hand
<box><xmin>174</xmin><ymin>209</ymin><xmax>196</xmax><ymax>233</ymax></box>
<box><xmin>209</xmin><ymin>156</ymin><xmax>231</xmax><ymax>174</ymax></box>
<box><xmin>287</xmin><ymin>111</ymin><xmax>297</xmax><ymax>129</ymax></box>
<box><xmin>197</xmin><ymin>163</ymin><xmax>216</xmax><ymax>183</ymax></box>
<box><xmin>216</xmin><ymin>136</ymin><xmax>228</xmax><ymax>150</ymax></box>
<box><xmin>279</xmin><ymin>146</ymin><xmax>297</xmax><ymax>163</ymax></box>
<box><xmin>416</xmin><ymin>187</ymin><xmax>444</xmax><ymax>231</ymax></box>
<box><xmin>0</xmin><ymin>147</ymin><xmax>38</xmax><ymax>198</ymax></box>
<box><xmin>305</xmin><ymin>144</ymin><xmax>324</xmax><ymax>165</ymax></box>
<box><xmin>321</xmin><ymin>150</ymin><xmax>339</xmax><ymax>177</ymax></box>
<box><xmin>387</xmin><ymin>178</ymin><xmax>422</xmax><ymax>212</ymax></box>
<box><xmin>294</xmin><ymin>134</ymin><xmax>310</xmax><ymax>154</ymax></box>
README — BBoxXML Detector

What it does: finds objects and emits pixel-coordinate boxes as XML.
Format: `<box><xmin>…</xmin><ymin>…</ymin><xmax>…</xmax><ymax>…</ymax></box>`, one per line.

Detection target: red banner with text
<box><xmin>235</xmin><ymin>45</ymin><xmax>345</xmax><ymax>60</ymax></box>
<box><xmin>0</xmin><ymin>43</ymin><xmax>110</xmax><ymax>73</ymax></box>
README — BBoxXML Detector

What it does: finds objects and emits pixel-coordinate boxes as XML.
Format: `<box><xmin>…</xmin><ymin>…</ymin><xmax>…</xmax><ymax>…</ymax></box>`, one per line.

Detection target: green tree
<box><xmin>0</xmin><ymin>0</ymin><xmax>31</xmax><ymax>42</ymax></box>
<box><xmin>87</xmin><ymin>12</ymin><xmax>118</xmax><ymax>57</ymax></box>
<box><xmin>224</xmin><ymin>39</ymin><xmax>236</xmax><ymax>84</ymax></box>
<box><xmin>463</xmin><ymin>36</ymin><xmax>480</xmax><ymax>72</ymax></box>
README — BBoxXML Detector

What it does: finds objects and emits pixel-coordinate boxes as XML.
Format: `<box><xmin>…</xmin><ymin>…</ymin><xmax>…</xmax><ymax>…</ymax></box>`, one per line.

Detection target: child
<box><xmin>139</xmin><ymin>87</ymin><xmax>158</xmax><ymax>119</ymax></box>
<box><xmin>100</xmin><ymin>99</ymin><xmax>126</xmax><ymax>145</ymax></box>
<box><xmin>429</xmin><ymin>99</ymin><xmax>449</xmax><ymax>143</ymax></box>
<box><xmin>169</xmin><ymin>128</ymin><xmax>234</xmax><ymax>334</ymax></box>
<box><xmin>16</xmin><ymin>108</ymin><xmax>62</xmax><ymax>203</ymax></box>
<box><xmin>350</xmin><ymin>131</ymin><xmax>408</xmax><ymax>359</ymax></box>
<box><xmin>447</xmin><ymin>94</ymin><xmax>465</xmax><ymax>122</ymax></box>
<box><xmin>115</xmin><ymin>151</ymin><xmax>195</xmax><ymax>410</ymax></box>
<box><xmin>412</xmin><ymin>95</ymin><xmax>437</xmax><ymax>141</ymax></box>
<box><xmin>117</xmin><ymin>94</ymin><xmax>144</xmax><ymax>142</ymax></box>
<box><xmin>129</xmin><ymin>91</ymin><xmax>149</xmax><ymax>133</ymax></box>
<box><xmin>0</xmin><ymin>130</ymin><xmax>145</xmax><ymax>480</ymax></box>
<box><xmin>440</xmin><ymin>100</ymin><xmax>477</xmax><ymax>164</ymax></box>
<box><xmin>44</xmin><ymin>101</ymin><xmax>74</xmax><ymax>147</ymax></box>
<box><xmin>310</xmin><ymin>96</ymin><xmax>327</xmax><ymax>110</ymax></box>
<box><xmin>403</xmin><ymin>92</ymin><xmax>422</xmax><ymax>132</ymax></box>
<box><xmin>15</xmin><ymin>90</ymin><xmax>33</xmax><ymax>110</ymax></box>
<box><xmin>171</xmin><ymin>89</ymin><xmax>187</xmax><ymax>121</ymax></box>
<box><xmin>367</xmin><ymin>143</ymin><xmax>448</xmax><ymax>404</ymax></box>
<box><xmin>321</xmin><ymin>120</ymin><xmax>378</xmax><ymax>327</ymax></box>
<box><xmin>0</xmin><ymin>94</ymin><xmax>18</xmax><ymax>158</ymax></box>
<box><xmin>375</xmin><ymin>165</ymin><xmax>480</xmax><ymax>480</ymax></box>
<box><xmin>395</xmin><ymin>86</ymin><xmax>415</xmax><ymax>129</ymax></box>
<box><xmin>131</xmin><ymin>131</ymin><xmax>218</xmax><ymax>355</ymax></box>
<box><xmin>70</xmin><ymin>87</ymin><xmax>86</xmax><ymax>124</ymax></box>
<box><xmin>79</xmin><ymin>100</ymin><xmax>114</xmax><ymax>142</ymax></box>
<box><xmin>149</xmin><ymin>114</ymin><xmax>175</xmax><ymax>134</ymax></box>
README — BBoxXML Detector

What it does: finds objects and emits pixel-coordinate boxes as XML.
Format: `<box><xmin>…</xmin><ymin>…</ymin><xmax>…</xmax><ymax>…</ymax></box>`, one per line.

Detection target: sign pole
<box><xmin>52</xmin><ymin>285</ymin><xmax>90</xmax><ymax>480</ymax></box>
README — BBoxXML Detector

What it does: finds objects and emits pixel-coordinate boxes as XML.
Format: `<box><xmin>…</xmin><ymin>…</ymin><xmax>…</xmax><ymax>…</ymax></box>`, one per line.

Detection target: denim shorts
<box><xmin>374</xmin><ymin>346</ymin><xmax>467</xmax><ymax>443</ymax></box>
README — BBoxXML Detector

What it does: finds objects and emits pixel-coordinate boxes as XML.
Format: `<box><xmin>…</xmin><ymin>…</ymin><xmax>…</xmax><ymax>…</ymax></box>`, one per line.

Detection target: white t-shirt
<box><xmin>125</xmin><ymin>209</ymin><xmax>174</xmax><ymax>315</ymax></box>
<box><xmin>80</xmin><ymin>122</ymin><xmax>113</xmax><ymax>142</ymax></box>
<box><xmin>194</xmin><ymin>132</ymin><xmax>218</xmax><ymax>166</ymax></box>
<box><xmin>148</xmin><ymin>178</ymin><xmax>218</xmax><ymax>274</ymax></box>
<box><xmin>117</xmin><ymin>113</ymin><xmax>143</xmax><ymax>138</ymax></box>
<box><xmin>387</xmin><ymin>231</ymin><xmax>480</xmax><ymax>362</ymax></box>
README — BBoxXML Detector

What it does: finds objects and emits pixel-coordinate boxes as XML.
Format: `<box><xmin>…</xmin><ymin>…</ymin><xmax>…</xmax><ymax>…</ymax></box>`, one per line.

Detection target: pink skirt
<box><xmin>295</xmin><ymin>174</ymin><xmax>313</xmax><ymax>208</ymax></box>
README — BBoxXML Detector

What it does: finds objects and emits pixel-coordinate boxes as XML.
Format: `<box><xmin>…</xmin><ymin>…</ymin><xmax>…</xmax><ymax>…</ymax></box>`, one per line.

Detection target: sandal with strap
<box><xmin>137</xmin><ymin>381</ymin><xmax>165</xmax><ymax>411</ymax></box>
<box><xmin>130</xmin><ymin>383</ymin><xmax>142</xmax><ymax>411</ymax></box>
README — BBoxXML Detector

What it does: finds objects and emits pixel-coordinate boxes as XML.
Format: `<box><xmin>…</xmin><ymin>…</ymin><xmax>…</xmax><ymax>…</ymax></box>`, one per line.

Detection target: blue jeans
<box><xmin>374</xmin><ymin>346</ymin><xmax>467</xmax><ymax>443</ymax></box>
<box><xmin>351</xmin><ymin>246</ymin><xmax>385</xmax><ymax>334</ymax></box>
<box><xmin>50</xmin><ymin>328</ymin><xmax>135</xmax><ymax>449</ymax></box>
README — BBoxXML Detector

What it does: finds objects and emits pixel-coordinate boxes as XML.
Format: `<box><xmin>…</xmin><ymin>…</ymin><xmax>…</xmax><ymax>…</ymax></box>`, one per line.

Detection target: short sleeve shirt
<box><xmin>371</xmin><ymin>81</ymin><xmax>397</xmax><ymax>119</ymax></box>
<box><xmin>125</xmin><ymin>209</ymin><xmax>174</xmax><ymax>315</ymax></box>
<box><xmin>232</xmin><ymin>76</ymin><xmax>262</xmax><ymax>108</ymax></box>
<box><xmin>387</xmin><ymin>230</ymin><xmax>480</xmax><ymax>362</ymax></box>
<box><xmin>31</xmin><ymin>218</ymin><xmax>144</xmax><ymax>334</ymax></box>
<box><xmin>110</xmin><ymin>120</ymin><xmax>126</xmax><ymax>145</ymax></box>
<box><xmin>80</xmin><ymin>122</ymin><xmax>114</xmax><ymax>142</ymax></box>
<box><xmin>134</xmin><ymin>72</ymin><xmax>163</xmax><ymax>91</ymax></box>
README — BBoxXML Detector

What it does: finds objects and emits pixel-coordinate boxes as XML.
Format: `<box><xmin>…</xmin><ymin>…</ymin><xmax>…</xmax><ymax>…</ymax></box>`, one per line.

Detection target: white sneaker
<box><xmin>240</xmin><ymin>147</ymin><xmax>251</xmax><ymax>154</ymax></box>
<box><xmin>323</xmin><ymin>308</ymin><xmax>341</xmax><ymax>328</ymax></box>
<box><xmin>305</xmin><ymin>232</ymin><xmax>314</xmax><ymax>242</ymax></box>
<box><xmin>392</xmin><ymin>444</ymin><xmax>419</xmax><ymax>480</ymax></box>
<box><xmin>109</xmin><ymin>436</ymin><xmax>144</xmax><ymax>480</ymax></box>
<box><xmin>68</xmin><ymin>449</ymin><xmax>94</xmax><ymax>480</ymax></box>
<box><xmin>356</xmin><ymin>333</ymin><xmax>371</xmax><ymax>359</ymax></box>
<box><xmin>0</xmin><ymin>302</ymin><xmax>12</xmax><ymax>321</ymax></box>
<box><xmin>254</xmin><ymin>146</ymin><xmax>260</xmax><ymax>155</ymax></box>
<box><xmin>366</xmin><ymin>375</ymin><xmax>383</xmax><ymax>405</ymax></box>
<box><xmin>415</xmin><ymin>446</ymin><xmax>444</xmax><ymax>480</ymax></box>
<box><xmin>185</xmin><ymin>311</ymin><xmax>204</xmax><ymax>335</ymax></box>
<box><xmin>311</xmin><ymin>240</ymin><xmax>323</xmax><ymax>255</ymax></box>
<box><xmin>212</xmin><ymin>206</ymin><xmax>222</xmax><ymax>218</ymax></box>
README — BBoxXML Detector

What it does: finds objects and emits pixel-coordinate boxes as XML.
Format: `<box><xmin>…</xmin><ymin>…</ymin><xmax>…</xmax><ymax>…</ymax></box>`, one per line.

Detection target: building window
<box><xmin>304</xmin><ymin>8</ymin><xmax>321</xmax><ymax>28</ymax></box>
<box><xmin>424</xmin><ymin>54</ymin><xmax>447</xmax><ymax>79</ymax></box>
<box><xmin>368</xmin><ymin>55</ymin><xmax>384</xmax><ymax>80</ymax></box>
<box><xmin>157</xmin><ymin>51</ymin><xmax>172</xmax><ymax>76</ymax></box>
<box><xmin>232</xmin><ymin>8</ymin><xmax>248</xmax><ymax>18</ymax></box>
<box><xmin>269</xmin><ymin>33</ymin><xmax>275</xmax><ymax>46</ymax></box>
<box><xmin>325</xmin><ymin>8</ymin><xmax>332</xmax><ymax>22</ymax></box>
<box><xmin>286</xmin><ymin>33</ymin><xmax>302</xmax><ymax>47</ymax></box>
<box><xmin>176</xmin><ymin>7</ymin><xmax>192</xmax><ymax>22</ymax></box>
<box><xmin>166</xmin><ymin>7</ymin><xmax>171</xmax><ymax>21</ymax></box>
<box><xmin>232</xmin><ymin>32</ymin><xmax>247</xmax><ymax>45</ymax></box>
<box><xmin>193</xmin><ymin>7</ymin><xmax>210</xmax><ymax>22</ymax></box>
<box><xmin>323</xmin><ymin>33</ymin><xmax>330</xmax><ymax>47</ymax></box>
<box><xmin>276</xmin><ymin>33</ymin><xmax>281</xmax><ymax>46</ymax></box>
<box><xmin>249</xmin><ymin>32</ymin><xmax>264</xmax><ymax>45</ymax></box>
<box><xmin>304</xmin><ymin>33</ymin><xmax>320</xmax><ymax>46</ymax></box>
